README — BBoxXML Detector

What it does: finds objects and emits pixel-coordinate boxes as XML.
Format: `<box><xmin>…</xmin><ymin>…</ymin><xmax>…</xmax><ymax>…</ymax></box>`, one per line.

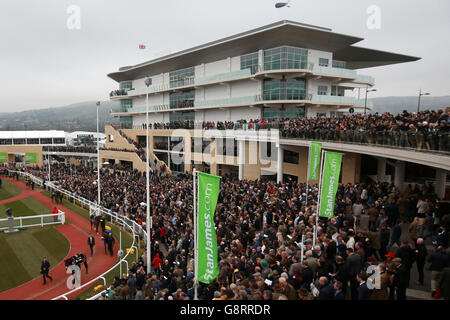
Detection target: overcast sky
<box><xmin>0</xmin><ymin>0</ymin><xmax>449</xmax><ymax>112</ymax></box>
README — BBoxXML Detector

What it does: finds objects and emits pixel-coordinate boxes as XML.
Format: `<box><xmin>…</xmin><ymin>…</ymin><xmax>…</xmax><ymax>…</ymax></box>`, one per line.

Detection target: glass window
<box><xmin>120</xmin><ymin>100</ymin><xmax>133</xmax><ymax>112</ymax></box>
<box><xmin>53</xmin><ymin>138</ymin><xmax>66</xmax><ymax>144</ymax></box>
<box><xmin>331</xmin><ymin>86</ymin><xmax>345</xmax><ymax>96</ymax></box>
<box><xmin>284</xmin><ymin>150</ymin><xmax>299</xmax><ymax>164</ymax></box>
<box><xmin>0</xmin><ymin>139</ymin><xmax>12</xmax><ymax>145</ymax></box>
<box><xmin>40</xmin><ymin>138</ymin><xmax>52</xmax><ymax>144</ymax></box>
<box><xmin>120</xmin><ymin>116</ymin><xmax>132</xmax><ymax>129</ymax></box>
<box><xmin>332</xmin><ymin>60</ymin><xmax>347</xmax><ymax>69</ymax></box>
<box><xmin>169</xmin><ymin>90</ymin><xmax>195</xmax><ymax>109</ymax></box>
<box><xmin>319</xmin><ymin>58</ymin><xmax>329</xmax><ymax>67</ymax></box>
<box><xmin>264</xmin><ymin>46</ymin><xmax>308</xmax><ymax>71</ymax></box>
<box><xmin>241</xmin><ymin>52</ymin><xmax>259</xmax><ymax>74</ymax></box>
<box><xmin>13</xmin><ymin>138</ymin><xmax>26</xmax><ymax>145</ymax></box>
<box><xmin>169</xmin><ymin>67</ymin><xmax>195</xmax><ymax>88</ymax></box>
<box><xmin>119</xmin><ymin>81</ymin><xmax>133</xmax><ymax>92</ymax></box>
<box><xmin>263</xmin><ymin>78</ymin><xmax>306</xmax><ymax>101</ymax></box>
<box><xmin>318</xmin><ymin>86</ymin><xmax>328</xmax><ymax>95</ymax></box>
<box><xmin>26</xmin><ymin>138</ymin><xmax>40</xmax><ymax>145</ymax></box>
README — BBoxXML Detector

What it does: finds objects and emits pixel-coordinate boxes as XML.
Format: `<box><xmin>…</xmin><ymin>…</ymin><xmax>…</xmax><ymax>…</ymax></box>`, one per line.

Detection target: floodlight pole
<box><xmin>417</xmin><ymin>89</ymin><xmax>430</xmax><ymax>113</ymax></box>
<box><xmin>145</xmin><ymin>78</ymin><xmax>152</xmax><ymax>275</ymax></box>
<box><xmin>96</xmin><ymin>101</ymin><xmax>101</xmax><ymax>208</ymax></box>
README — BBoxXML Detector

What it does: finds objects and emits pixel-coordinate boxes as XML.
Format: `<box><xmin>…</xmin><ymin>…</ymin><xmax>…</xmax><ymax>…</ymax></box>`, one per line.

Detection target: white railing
<box><xmin>0</xmin><ymin>211</ymin><xmax>65</xmax><ymax>230</ymax></box>
<box><xmin>7</xmin><ymin>169</ymin><xmax>146</xmax><ymax>300</ymax></box>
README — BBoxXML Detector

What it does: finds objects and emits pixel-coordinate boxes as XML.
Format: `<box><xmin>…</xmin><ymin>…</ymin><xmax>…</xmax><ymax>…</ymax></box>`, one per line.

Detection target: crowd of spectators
<box><xmin>127</xmin><ymin>109</ymin><xmax>450</xmax><ymax>153</ymax></box>
<box><xmin>5</xmin><ymin>162</ymin><xmax>449</xmax><ymax>300</ymax></box>
<box><xmin>43</xmin><ymin>146</ymin><xmax>98</xmax><ymax>153</ymax></box>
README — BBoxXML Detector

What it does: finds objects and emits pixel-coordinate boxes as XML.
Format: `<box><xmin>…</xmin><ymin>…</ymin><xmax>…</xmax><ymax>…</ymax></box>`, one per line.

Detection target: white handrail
<box><xmin>6</xmin><ymin>169</ymin><xmax>146</xmax><ymax>300</ymax></box>
<box><xmin>0</xmin><ymin>212</ymin><xmax>65</xmax><ymax>230</ymax></box>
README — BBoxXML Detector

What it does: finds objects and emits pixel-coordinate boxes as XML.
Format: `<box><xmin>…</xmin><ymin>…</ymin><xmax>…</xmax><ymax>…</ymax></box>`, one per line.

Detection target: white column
<box><xmin>238</xmin><ymin>140</ymin><xmax>245</xmax><ymax>180</ymax></box>
<box><xmin>277</xmin><ymin>145</ymin><xmax>284</xmax><ymax>183</ymax></box>
<box><xmin>435</xmin><ymin>169</ymin><xmax>447</xmax><ymax>200</ymax></box>
<box><xmin>377</xmin><ymin>158</ymin><xmax>386</xmax><ymax>182</ymax></box>
<box><xmin>394</xmin><ymin>161</ymin><xmax>405</xmax><ymax>192</ymax></box>
<box><xmin>258</xmin><ymin>49</ymin><xmax>264</xmax><ymax>72</ymax></box>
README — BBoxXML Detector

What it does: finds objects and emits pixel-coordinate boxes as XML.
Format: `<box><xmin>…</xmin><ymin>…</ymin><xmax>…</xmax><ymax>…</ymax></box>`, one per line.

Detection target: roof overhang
<box><xmin>333</xmin><ymin>46</ymin><xmax>421</xmax><ymax>69</ymax></box>
<box><xmin>108</xmin><ymin>20</ymin><xmax>364</xmax><ymax>82</ymax></box>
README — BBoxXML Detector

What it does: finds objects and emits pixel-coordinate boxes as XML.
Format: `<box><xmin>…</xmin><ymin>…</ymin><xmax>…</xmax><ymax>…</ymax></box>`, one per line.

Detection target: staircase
<box><xmin>106</xmin><ymin>125</ymin><xmax>171</xmax><ymax>176</ymax></box>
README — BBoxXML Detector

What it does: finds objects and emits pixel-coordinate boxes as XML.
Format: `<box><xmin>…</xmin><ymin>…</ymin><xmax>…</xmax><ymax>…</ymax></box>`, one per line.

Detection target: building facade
<box><xmin>103</xmin><ymin>20</ymin><xmax>425</xmax><ymax>188</ymax></box>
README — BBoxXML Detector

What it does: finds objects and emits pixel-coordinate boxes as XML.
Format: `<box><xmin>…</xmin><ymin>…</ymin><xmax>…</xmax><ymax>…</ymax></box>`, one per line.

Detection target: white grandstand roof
<box><xmin>0</xmin><ymin>130</ymin><xmax>66</xmax><ymax>139</ymax></box>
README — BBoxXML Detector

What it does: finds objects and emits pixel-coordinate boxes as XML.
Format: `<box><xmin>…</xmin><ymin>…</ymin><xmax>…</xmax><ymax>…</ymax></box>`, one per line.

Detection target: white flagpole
<box><xmin>314</xmin><ymin>150</ymin><xmax>326</xmax><ymax>247</ymax></box>
<box><xmin>193</xmin><ymin>168</ymin><xmax>198</xmax><ymax>300</ymax></box>
<box><xmin>146</xmin><ymin>91</ymin><xmax>151</xmax><ymax>275</ymax></box>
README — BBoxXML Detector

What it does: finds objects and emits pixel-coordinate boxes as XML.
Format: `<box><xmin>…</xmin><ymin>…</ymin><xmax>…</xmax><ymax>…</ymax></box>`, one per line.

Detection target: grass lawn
<box><xmin>0</xmin><ymin>179</ymin><xmax>22</xmax><ymax>201</ymax></box>
<box><xmin>0</xmin><ymin>197</ymin><xmax>52</xmax><ymax>219</ymax></box>
<box><xmin>0</xmin><ymin>226</ymin><xmax>70</xmax><ymax>293</ymax></box>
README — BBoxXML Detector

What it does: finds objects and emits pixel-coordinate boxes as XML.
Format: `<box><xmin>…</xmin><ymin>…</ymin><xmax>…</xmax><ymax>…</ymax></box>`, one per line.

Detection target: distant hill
<box><xmin>370</xmin><ymin>96</ymin><xmax>450</xmax><ymax>114</ymax></box>
<box><xmin>0</xmin><ymin>96</ymin><xmax>448</xmax><ymax>132</ymax></box>
<box><xmin>0</xmin><ymin>101</ymin><xmax>120</xmax><ymax>132</ymax></box>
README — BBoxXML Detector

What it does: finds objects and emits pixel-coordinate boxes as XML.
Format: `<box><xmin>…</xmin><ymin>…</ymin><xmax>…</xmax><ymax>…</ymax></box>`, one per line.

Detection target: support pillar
<box><xmin>394</xmin><ymin>161</ymin><xmax>405</xmax><ymax>192</ymax></box>
<box><xmin>277</xmin><ymin>145</ymin><xmax>284</xmax><ymax>183</ymax></box>
<box><xmin>238</xmin><ymin>140</ymin><xmax>245</xmax><ymax>180</ymax></box>
<box><xmin>377</xmin><ymin>158</ymin><xmax>387</xmax><ymax>182</ymax></box>
<box><xmin>435</xmin><ymin>169</ymin><xmax>447</xmax><ymax>200</ymax></box>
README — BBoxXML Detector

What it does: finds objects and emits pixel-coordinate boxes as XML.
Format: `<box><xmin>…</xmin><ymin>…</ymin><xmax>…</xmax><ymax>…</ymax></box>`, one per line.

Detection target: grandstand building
<box><xmin>0</xmin><ymin>130</ymin><xmax>66</xmax><ymax>167</ymax></box>
<box><xmin>103</xmin><ymin>20</ymin><xmax>448</xmax><ymax>198</ymax></box>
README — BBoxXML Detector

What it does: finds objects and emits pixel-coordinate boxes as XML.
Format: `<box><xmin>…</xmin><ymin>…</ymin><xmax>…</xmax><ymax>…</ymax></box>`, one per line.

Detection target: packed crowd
<box><xmin>5</xmin><ymin>162</ymin><xmax>449</xmax><ymax>301</ymax></box>
<box><xmin>43</xmin><ymin>146</ymin><xmax>98</xmax><ymax>153</ymax></box>
<box><xmin>128</xmin><ymin>109</ymin><xmax>450</xmax><ymax>152</ymax></box>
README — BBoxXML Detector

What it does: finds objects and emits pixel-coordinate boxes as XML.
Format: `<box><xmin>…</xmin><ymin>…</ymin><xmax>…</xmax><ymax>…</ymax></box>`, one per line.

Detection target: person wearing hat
<box><xmin>392</xmin><ymin>257</ymin><xmax>410</xmax><ymax>300</ymax></box>
<box><xmin>384</xmin><ymin>252</ymin><xmax>396</xmax><ymax>300</ymax></box>
<box><xmin>370</xmin><ymin>263</ymin><xmax>389</xmax><ymax>300</ymax></box>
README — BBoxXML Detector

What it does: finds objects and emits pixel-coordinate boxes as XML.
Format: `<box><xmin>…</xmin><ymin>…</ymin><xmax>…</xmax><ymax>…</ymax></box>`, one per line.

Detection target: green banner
<box><xmin>308</xmin><ymin>142</ymin><xmax>322</xmax><ymax>181</ymax></box>
<box><xmin>0</xmin><ymin>152</ymin><xmax>7</xmax><ymax>163</ymax></box>
<box><xmin>319</xmin><ymin>152</ymin><xmax>343</xmax><ymax>218</ymax></box>
<box><xmin>25</xmin><ymin>152</ymin><xmax>38</xmax><ymax>164</ymax></box>
<box><xmin>197</xmin><ymin>171</ymin><xmax>220</xmax><ymax>284</ymax></box>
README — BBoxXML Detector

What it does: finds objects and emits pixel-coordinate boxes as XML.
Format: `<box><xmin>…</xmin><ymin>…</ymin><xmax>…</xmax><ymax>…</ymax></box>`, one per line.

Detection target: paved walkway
<box><xmin>0</xmin><ymin>178</ymin><xmax>117</xmax><ymax>300</ymax></box>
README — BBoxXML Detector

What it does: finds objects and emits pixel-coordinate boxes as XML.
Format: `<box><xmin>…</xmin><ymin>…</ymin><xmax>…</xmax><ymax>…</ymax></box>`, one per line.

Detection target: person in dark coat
<box><xmin>88</xmin><ymin>233</ymin><xmax>95</xmax><ymax>257</ymax></box>
<box><xmin>356</xmin><ymin>271</ymin><xmax>371</xmax><ymax>300</ymax></box>
<box><xmin>388</xmin><ymin>221</ymin><xmax>403</xmax><ymax>251</ymax></box>
<box><xmin>345</xmin><ymin>248</ymin><xmax>362</xmax><ymax>300</ymax></box>
<box><xmin>300</xmin><ymin>262</ymin><xmax>313</xmax><ymax>288</ymax></box>
<box><xmin>395</xmin><ymin>240</ymin><xmax>415</xmax><ymax>275</ymax></box>
<box><xmin>41</xmin><ymin>257</ymin><xmax>53</xmax><ymax>284</ymax></box>
<box><xmin>379</xmin><ymin>222</ymin><xmax>390</xmax><ymax>258</ymax></box>
<box><xmin>106</xmin><ymin>233</ymin><xmax>115</xmax><ymax>256</ymax></box>
<box><xmin>318</xmin><ymin>276</ymin><xmax>335</xmax><ymax>300</ymax></box>
<box><xmin>438</xmin><ymin>267</ymin><xmax>450</xmax><ymax>300</ymax></box>
<box><xmin>333</xmin><ymin>281</ymin><xmax>345</xmax><ymax>300</ymax></box>
<box><xmin>428</xmin><ymin>246</ymin><xmax>448</xmax><ymax>296</ymax></box>
<box><xmin>333</xmin><ymin>256</ymin><xmax>350</xmax><ymax>294</ymax></box>
<box><xmin>414</xmin><ymin>238</ymin><xmax>428</xmax><ymax>285</ymax></box>
<box><xmin>392</xmin><ymin>257</ymin><xmax>409</xmax><ymax>300</ymax></box>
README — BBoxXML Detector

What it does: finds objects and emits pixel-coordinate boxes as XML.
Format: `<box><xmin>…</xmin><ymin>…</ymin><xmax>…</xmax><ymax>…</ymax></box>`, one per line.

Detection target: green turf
<box><xmin>0</xmin><ymin>197</ymin><xmax>52</xmax><ymax>219</ymax></box>
<box><xmin>0</xmin><ymin>226</ymin><xmax>70</xmax><ymax>293</ymax></box>
<box><xmin>0</xmin><ymin>179</ymin><xmax>22</xmax><ymax>201</ymax></box>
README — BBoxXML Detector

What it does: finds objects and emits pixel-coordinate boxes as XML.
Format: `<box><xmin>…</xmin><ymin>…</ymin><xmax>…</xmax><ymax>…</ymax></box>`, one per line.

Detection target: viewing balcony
<box><xmin>110</xmin><ymin>64</ymin><xmax>375</xmax><ymax>101</ymax></box>
<box><xmin>113</xmin><ymin>92</ymin><xmax>373</xmax><ymax>115</ymax></box>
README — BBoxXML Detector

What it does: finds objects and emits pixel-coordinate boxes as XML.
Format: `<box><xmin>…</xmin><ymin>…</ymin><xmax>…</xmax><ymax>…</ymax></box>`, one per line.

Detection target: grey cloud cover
<box><xmin>0</xmin><ymin>0</ymin><xmax>449</xmax><ymax>112</ymax></box>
